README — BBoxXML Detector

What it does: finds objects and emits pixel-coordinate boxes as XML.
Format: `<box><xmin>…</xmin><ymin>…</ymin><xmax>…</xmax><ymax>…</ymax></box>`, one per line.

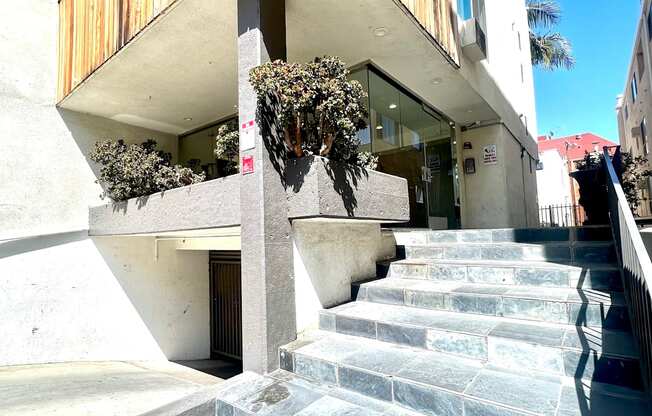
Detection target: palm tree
<box><xmin>527</xmin><ymin>0</ymin><xmax>575</xmax><ymax>70</ymax></box>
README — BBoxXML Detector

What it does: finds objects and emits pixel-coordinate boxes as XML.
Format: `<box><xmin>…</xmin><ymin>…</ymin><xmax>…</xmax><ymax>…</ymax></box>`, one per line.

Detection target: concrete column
<box><xmin>237</xmin><ymin>0</ymin><xmax>296</xmax><ymax>373</ymax></box>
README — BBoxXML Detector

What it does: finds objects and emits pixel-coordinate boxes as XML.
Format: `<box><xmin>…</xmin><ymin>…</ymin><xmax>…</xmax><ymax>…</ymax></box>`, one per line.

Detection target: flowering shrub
<box><xmin>90</xmin><ymin>139</ymin><xmax>205</xmax><ymax>201</ymax></box>
<box><xmin>214</xmin><ymin>122</ymin><xmax>240</xmax><ymax>175</ymax></box>
<box><xmin>249</xmin><ymin>56</ymin><xmax>376</xmax><ymax>169</ymax></box>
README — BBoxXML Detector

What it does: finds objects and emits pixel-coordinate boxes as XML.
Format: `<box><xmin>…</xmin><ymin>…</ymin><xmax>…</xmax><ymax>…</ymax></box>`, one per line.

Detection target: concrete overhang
<box><xmin>60</xmin><ymin>0</ymin><xmax>501</xmax><ymax>136</ymax></box>
<box><xmin>285</xmin><ymin>0</ymin><xmax>499</xmax><ymax>126</ymax></box>
<box><xmin>57</xmin><ymin>0</ymin><xmax>238</xmax><ymax>135</ymax></box>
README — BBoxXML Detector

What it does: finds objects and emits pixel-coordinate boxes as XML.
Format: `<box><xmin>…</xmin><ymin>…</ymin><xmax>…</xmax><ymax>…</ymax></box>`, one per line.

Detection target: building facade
<box><xmin>1</xmin><ymin>0</ymin><xmax>538</xmax><ymax>374</ymax></box>
<box><xmin>616</xmin><ymin>0</ymin><xmax>652</xmax><ymax>217</ymax></box>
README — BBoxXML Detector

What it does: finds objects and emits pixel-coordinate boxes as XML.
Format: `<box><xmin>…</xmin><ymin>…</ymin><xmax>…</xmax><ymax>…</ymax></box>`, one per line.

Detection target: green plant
<box><xmin>620</xmin><ymin>152</ymin><xmax>652</xmax><ymax>211</ymax></box>
<box><xmin>526</xmin><ymin>0</ymin><xmax>575</xmax><ymax>70</ymax></box>
<box><xmin>214</xmin><ymin>122</ymin><xmax>240</xmax><ymax>175</ymax></box>
<box><xmin>249</xmin><ymin>56</ymin><xmax>374</xmax><ymax>169</ymax></box>
<box><xmin>575</xmin><ymin>150</ymin><xmax>652</xmax><ymax>212</ymax></box>
<box><xmin>90</xmin><ymin>139</ymin><xmax>205</xmax><ymax>201</ymax></box>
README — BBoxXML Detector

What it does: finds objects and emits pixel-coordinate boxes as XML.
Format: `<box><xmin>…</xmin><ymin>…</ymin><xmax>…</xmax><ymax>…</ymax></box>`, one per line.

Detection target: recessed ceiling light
<box><xmin>373</xmin><ymin>27</ymin><xmax>388</xmax><ymax>37</ymax></box>
<box><xmin>376</xmin><ymin>125</ymin><xmax>384</xmax><ymax>130</ymax></box>
<box><xmin>467</xmin><ymin>109</ymin><xmax>474</xmax><ymax>114</ymax></box>
<box><xmin>184</xmin><ymin>117</ymin><xmax>193</xmax><ymax>121</ymax></box>
<box><xmin>389</xmin><ymin>104</ymin><xmax>398</xmax><ymax>109</ymax></box>
<box><xmin>432</xmin><ymin>77</ymin><xmax>443</xmax><ymax>85</ymax></box>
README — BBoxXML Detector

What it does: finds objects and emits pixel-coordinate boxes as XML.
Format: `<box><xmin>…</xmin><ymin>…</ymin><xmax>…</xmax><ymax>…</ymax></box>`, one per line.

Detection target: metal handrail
<box><xmin>603</xmin><ymin>146</ymin><xmax>652</xmax><ymax>395</ymax></box>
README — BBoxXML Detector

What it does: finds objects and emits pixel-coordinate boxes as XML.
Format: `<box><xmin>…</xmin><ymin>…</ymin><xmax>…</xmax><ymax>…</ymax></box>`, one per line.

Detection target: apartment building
<box><xmin>617</xmin><ymin>0</ymin><xmax>652</xmax><ymax>217</ymax></box>
<box><xmin>1</xmin><ymin>0</ymin><xmax>537</xmax><ymax>377</ymax></box>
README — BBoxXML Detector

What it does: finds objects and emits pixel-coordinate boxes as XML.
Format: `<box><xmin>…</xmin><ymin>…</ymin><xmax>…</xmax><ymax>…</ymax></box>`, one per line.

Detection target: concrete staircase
<box><xmin>214</xmin><ymin>227</ymin><xmax>651</xmax><ymax>415</ymax></box>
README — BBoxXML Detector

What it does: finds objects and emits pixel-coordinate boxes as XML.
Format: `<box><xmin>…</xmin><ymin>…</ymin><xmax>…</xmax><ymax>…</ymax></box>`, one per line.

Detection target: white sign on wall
<box><xmin>240</xmin><ymin>118</ymin><xmax>256</xmax><ymax>151</ymax></box>
<box><xmin>483</xmin><ymin>144</ymin><xmax>498</xmax><ymax>165</ymax></box>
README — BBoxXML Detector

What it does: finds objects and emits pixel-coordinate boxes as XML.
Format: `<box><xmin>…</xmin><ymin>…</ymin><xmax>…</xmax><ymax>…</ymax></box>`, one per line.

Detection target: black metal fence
<box><xmin>538</xmin><ymin>204</ymin><xmax>586</xmax><ymax>228</ymax></box>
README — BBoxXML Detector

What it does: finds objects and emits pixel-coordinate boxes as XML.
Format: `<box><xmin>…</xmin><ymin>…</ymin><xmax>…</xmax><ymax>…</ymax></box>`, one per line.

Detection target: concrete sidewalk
<box><xmin>0</xmin><ymin>361</ymin><xmax>223</xmax><ymax>416</ymax></box>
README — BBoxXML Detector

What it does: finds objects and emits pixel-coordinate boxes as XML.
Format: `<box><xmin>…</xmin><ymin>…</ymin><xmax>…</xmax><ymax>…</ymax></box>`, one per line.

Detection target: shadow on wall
<box><xmin>57</xmin><ymin>107</ymin><xmax>179</xmax><ymax>201</ymax></box>
<box><xmin>257</xmin><ymin>101</ymin><xmax>369</xmax><ymax>217</ymax></box>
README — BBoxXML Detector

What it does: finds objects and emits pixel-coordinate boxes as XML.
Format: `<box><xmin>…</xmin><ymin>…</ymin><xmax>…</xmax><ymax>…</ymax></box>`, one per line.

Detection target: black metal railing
<box><xmin>538</xmin><ymin>204</ymin><xmax>586</xmax><ymax>228</ymax></box>
<box><xmin>604</xmin><ymin>146</ymin><xmax>652</xmax><ymax>396</ymax></box>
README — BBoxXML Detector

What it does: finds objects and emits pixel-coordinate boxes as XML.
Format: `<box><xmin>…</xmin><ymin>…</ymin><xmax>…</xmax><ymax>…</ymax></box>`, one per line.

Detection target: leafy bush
<box><xmin>575</xmin><ymin>150</ymin><xmax>652</xmax><ymax>211</ymax></box>
<box><xmin>90</xmin><ymin>139</ymin><xmax>205</xmax><ymax>201</ymax></box>
<box><xmin>214</xmin><ymin>122</ymin><xmax>240</xmax><ymax>175</ymax></box>
<box><xmin>249</xmin><ymin>56</ymin><xmax>376</xmax><ymax>169</ymax></box>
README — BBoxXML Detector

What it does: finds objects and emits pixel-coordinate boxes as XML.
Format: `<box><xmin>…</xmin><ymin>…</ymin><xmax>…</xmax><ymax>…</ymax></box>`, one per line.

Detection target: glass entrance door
<box><xmin>424</xmin><ymin>137</ymin><xmax>459</xmax><ymax>229</ymax></box>
<box><xmin>358</xmin><ymin>67</ymin><xmax>460</xmax><ymax>229</ymax></box>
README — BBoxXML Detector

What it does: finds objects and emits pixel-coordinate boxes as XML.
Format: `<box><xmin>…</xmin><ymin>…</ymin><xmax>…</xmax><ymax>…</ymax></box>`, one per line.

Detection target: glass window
<box><xmin>648</xmin><ymin>6</ymin><xmax>652</xmax><ymax>40</ymax></box>
<box><xmin>349</xmin><ymin>68</ymin><xmax>371</xmax><ymax>153</ymax></box>
<box><xmin>457</xmin><ymin>0</ymin><xmax>472</xmax><ymax>20</ymax></box>
<box><xmin>642</xmin><ymin>118</ymin><xmax>649</xmax><ymax>154</ymax></box>
<box><xmin>632</xmin><ymin>74</ymin><xmax>638</xmax><ymax>103</ymax></box>
<box><xmin>369</xmin><ymin>71</ymin><xmax>402</xmax><ymax>153</ymax></box>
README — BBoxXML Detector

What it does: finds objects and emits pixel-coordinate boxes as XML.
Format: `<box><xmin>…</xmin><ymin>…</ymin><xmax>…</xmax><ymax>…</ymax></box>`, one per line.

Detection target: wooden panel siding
<box><xmin>57</xmin><ymin>0</ymin><xmax>177</xmax><ymax>101</ymax></box>
<box><xmin>398</xmin><ymin>0</ymin><xmax>460</xmax><ymax>65</ymax></box>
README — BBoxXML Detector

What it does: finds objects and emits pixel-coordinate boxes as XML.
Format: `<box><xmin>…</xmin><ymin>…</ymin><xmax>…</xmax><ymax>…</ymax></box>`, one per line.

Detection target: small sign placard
<box><xmin>242</xmin><ymin>155</ymin><xmax>254</xmax><ymax>175</ymax></box>
<box><xmin>240</xmin><ymin>119</ymin><xmax>256</xmax><ymax>151</ymax></box>
<box><xmin>483</xmin><ymin>144</ymin><xmax>498</xmax><ymax>165</ymax></box>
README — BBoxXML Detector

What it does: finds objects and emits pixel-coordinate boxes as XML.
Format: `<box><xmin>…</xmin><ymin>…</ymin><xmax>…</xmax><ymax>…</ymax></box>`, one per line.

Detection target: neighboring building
<box><xmin>1</xmin><ymin>0</ymin><xmax>538</xmax><ymax>376</ymax></box>
<box><xmin>536</xmin><ymin>133</ymin><xmax>617</xmax><ymax>225</ymax></box>
<box><xmin>616</xmin><ymin>0</ymin><xmax>652</xmax><ymax>217</ymax></box>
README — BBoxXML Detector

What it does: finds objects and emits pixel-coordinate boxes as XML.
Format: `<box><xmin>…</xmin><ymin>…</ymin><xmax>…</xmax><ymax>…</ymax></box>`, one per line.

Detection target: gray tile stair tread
<box><xmin>327</xmin><ymin>301</ymin><xmax>639</xmax><ymax>358</ymax></box>
<box><xmin>391</xmin><ymin>258</ymin><xmax>619</xmax><ymax>270</ymax></box>
<box><xmin>216</xmin><ymin>370</ymin><xmax>425</xmax><ymax>415</ymax></box>
<box><xmin>362</xmin><ymin>278</ymin><xmax>626</xmax><ymax>306</ymax></box>
<box><xmin>288</xmin><ymin>332</ymin><xmax>648</xmax><ymax>415</ymax></box>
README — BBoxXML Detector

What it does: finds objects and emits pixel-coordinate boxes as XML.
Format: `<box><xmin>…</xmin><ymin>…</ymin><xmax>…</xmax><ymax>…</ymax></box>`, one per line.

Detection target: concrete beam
<box><xmin>286</xmin><ymin>156</ymin><xmax>409</xmax><ymax>222</ymax></box>
<box><xmin>89</xmin><ymin>175</ymin><xmax>240</xmax><ymax>236</ymax></box>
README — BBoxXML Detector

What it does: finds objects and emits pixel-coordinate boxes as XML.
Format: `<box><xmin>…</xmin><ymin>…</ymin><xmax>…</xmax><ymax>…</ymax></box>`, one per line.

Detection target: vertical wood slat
<box><xmin>399</xmin><ymin>0</ymin><xmax>460</xmax><ymax>66</ymax></box>
<box><xmin>56</xmin><ymin>0</ymin><xmax>177</xmax><ymax>102</ymax></box>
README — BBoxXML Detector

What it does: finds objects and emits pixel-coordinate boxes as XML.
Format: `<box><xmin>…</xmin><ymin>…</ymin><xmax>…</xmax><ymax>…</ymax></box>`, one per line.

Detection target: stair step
<box><xmin>212</xmin><ymin>370</ymin><xmax>422</xmax><ymax>415</ymax></box>
<box><xmin>319</xmin><ymin>301</ymin><xmax>639</xmax><ymax>389</ymax></box>
<box><xmin>387</xmin><ymin>259</ymin><xmax>623</xmax><ymax>291</ymax></box>
<box><xmin>401</xmin><ymin>241</ymin><xmax>617</xmax><ymax>264</ymax></box>
<box><xmin>390</xmin><ymin>226</ymin><xmax>613</xmax><ymax>245</ymax></box>
<box><xmin>354</xmin><ymin>279</ymin><xmax>629</xmax><ymax>330</ymax></box>
<box><xmin>280</xmin><ymin>331</ymin><xmax>649</xmax><ymax>416</ymax></box>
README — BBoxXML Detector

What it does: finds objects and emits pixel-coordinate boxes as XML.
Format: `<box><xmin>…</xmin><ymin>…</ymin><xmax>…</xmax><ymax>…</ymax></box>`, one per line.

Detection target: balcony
<box><xmin>56</xmin><ymin>0</ymin><xmax>505</xmax><ymax>136</ymax></box>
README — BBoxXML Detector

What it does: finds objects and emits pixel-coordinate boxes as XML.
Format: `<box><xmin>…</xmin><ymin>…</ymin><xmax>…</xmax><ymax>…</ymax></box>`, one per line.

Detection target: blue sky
<box><xmin>533</xmin><ymin>0</ymin><xmax>641</xmax><ymax>142</ymax></box>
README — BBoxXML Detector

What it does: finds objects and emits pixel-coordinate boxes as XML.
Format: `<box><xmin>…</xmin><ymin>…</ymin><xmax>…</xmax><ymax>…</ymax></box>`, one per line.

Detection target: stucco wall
<box><xmin>0</xmin><ymin>0</ymin><xmax>177</xmax><ymax>240</ymax></box>
<box><xmin>292</xmin><ymin>221</ymin><xmax>395</xmax><ymax>333</ymax></box>
<box><xmin>0</xmin><ymin>234</ymin><xmax>209</xmax><ymax>366</ymax></box>
<box><xmin>460</xmin><ymin>123</ymin><xmax>538</xmax><ymax>229</ymax></box>
<box><xmin>0</xmin><ymin>1</ymin><xmax>201</xmax><ymax>365</ymax></box>
<box><xmin>537</xmin><ymin>151</ymin><xmax>573</xmax><ymax>207</ymax></box>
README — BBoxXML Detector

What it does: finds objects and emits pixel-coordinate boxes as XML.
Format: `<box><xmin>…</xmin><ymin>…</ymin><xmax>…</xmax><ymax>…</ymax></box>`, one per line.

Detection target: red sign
<box><xmin>242</xmin><ymin>155</ymin><xmax>254</xmax><ymax>175</ymax></box>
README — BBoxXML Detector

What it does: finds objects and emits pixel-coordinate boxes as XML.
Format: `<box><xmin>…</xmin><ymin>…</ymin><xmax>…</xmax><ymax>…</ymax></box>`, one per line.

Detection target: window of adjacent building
<box><xmin>642</xmin><ymin>118</ymin><xmax>649</xmax><ymax>154</ymax></box>
<box><xmin>520</xmin><ymin>64</ymin><xmax>524</xmax><ymax>83</ymax></box>
<box><xmin>457</xmin><ymin>0</ymin><xmax>472</xmax><ymax>20</ymax></box>
<box><xmin>625</xmin><ymin>104</ymin><xmax>629</xmax><ymax>120</ymax></box>
<box><xmin>632</xmin><ymin>74</ymin><xmax>638</xmax><ymax>103</ymax></box>
<box><xmin>648</xmin><ymin>5</ymin><xmax>652</xmax><ymax>40</ymax></box>
<box><xmin>637</xmin><ymin>43</ymin><xmax>645</xmax><ymax>76</ymax></box>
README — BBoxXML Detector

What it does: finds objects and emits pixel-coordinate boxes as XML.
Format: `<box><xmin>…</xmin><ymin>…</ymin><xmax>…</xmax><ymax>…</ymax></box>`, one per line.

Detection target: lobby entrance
<box><xmin>351</xmin><ymin>66</ymin><xmax>460</xmax><ymax>229</ymax></box>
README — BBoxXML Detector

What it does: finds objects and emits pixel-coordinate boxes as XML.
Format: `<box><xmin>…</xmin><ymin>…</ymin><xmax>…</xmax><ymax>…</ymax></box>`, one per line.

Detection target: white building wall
<box><xmin>292</xmin><ymin>221</ymin><xmax>395</xmax><ymax>333</ymax></box>
<box><xmin>536</xmin><ymin>151</ymin><xmax>572</xmax><ymax>207</ymax></box>
<box><xmin>0</xmin><ymin>0</ymin><xmax>209</xmax><ymax>365</ymax></box>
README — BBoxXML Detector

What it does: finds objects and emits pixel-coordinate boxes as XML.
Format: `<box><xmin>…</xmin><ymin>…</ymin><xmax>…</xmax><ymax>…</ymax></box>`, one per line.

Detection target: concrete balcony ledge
<box><xmin>89</xmin><ymin>156</ymin><xmax>409</xmax><ymax>236</ymax></box>
<box><xmin>286</xmin><ymin>156</ymin><xmax>409</xmax><ymax>223</ymax></box>
<box><xmin>89</xmin><ymin>175</ymin><xmax>241</xmax><ymax>236</ymax></box>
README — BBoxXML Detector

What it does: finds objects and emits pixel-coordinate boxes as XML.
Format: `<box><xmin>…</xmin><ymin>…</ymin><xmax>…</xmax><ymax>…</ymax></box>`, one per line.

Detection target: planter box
<box><xmin>285</xmin><ymin>156</ymin><xmax>410</xmax><ymax>222</ymax></box>
<box><xmin>89</xmin><ymin>156</ymin><xmax>410</xmax><ymax>236</ymax></box>
<box><xmin>89</xmin><ymin>175</ymin><xmax>241</xmax><ymax>236</ymax></box>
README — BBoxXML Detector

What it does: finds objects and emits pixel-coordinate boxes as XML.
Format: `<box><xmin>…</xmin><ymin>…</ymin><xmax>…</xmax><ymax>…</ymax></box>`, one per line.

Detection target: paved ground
<box><xmin>0</xmin><ymin>361</ymin><xmax>223</xmax><ymax>416</ymax></box>
<box><xmin>174</xmin><ymin>359</ymin><xmax>242</xmax><ymax>379</ymax></box>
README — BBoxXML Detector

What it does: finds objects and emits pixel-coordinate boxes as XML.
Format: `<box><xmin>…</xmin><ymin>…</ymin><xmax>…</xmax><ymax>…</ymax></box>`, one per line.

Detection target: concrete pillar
<box><xmin>237</xmin><ymin>0</ymin><xmax>296</xmax><ymax>373</ymax></box>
